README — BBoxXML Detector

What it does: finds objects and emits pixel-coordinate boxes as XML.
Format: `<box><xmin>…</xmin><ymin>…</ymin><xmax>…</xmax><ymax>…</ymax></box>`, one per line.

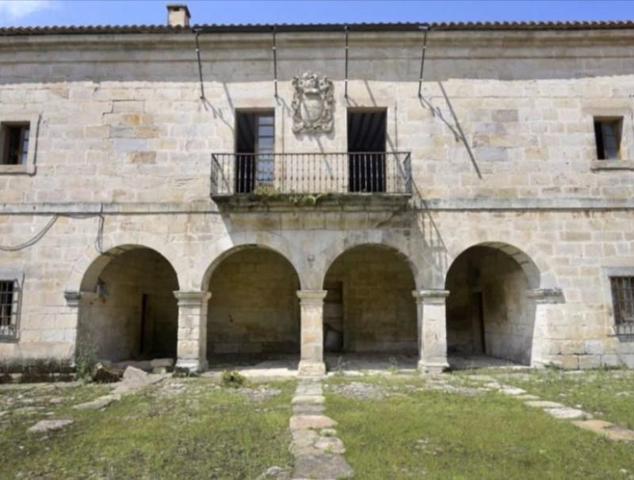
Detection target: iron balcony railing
<box><xmin>210</xmin><ymin>152</ymin><xmax>412</xmax><ymax>196</ymax></box>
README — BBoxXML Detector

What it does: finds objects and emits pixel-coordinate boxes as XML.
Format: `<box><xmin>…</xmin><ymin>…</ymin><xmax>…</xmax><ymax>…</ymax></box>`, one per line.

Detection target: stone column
<box><xmin>174</xmin><ymin>291</ymin><xmax>211</xmax><ymax>372</ymax></box>
<box><xmin>527</xmin><ymin>288</ymin><xmax>565</xmax><ymax>368</ymax></box>
<box><xmin>63</xmin><ymin>290</ymin><xmax>82</xmax><ymax>364</ymax></box>
<box><xmin>413</xmin><ymin>289</ymin><xmax>450</xmax><ymax>374</ymax></box>
<box><xmin>297</xmin><ymin>290</ymin><xmax>327</xmax><ymax>377</ymax></box>
<box><xmin>64</xmin><ymin>290</ymin><xmax>99</xmax><ymax>364</ymax></box>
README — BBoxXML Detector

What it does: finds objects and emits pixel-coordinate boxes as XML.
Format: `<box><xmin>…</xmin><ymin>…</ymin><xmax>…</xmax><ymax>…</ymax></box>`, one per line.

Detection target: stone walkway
<box><xmin>289</xmin><ymin>379</ymin><xmax>353</xmax><ymax>480</ymax></box>
<box><xmin>469</xmin><ymin>375</ymin><xmax>634</xmax><ymax>442</ymax></box>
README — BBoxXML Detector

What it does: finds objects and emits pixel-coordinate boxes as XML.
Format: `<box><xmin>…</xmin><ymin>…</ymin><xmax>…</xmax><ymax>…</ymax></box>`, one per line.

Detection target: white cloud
<box><xmin>0</xmin><ymin>0</ymin><xmax>55</xmax><ymax>22</ymax></box>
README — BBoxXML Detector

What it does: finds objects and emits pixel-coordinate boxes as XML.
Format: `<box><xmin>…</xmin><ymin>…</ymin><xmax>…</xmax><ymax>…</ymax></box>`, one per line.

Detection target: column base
<box><xmin>176</xmin><ymin>358</ymin><xmax>208</xmax><ymax>373</ymax></box>
<box><xmin>298</xmin><ymin>360</ymin><xmax>326</xmax><ymax>378</ymax></box>
<box><xmin>417</xmin><ymin>360</ymin><xmax>449</xmax><ymax>375</ymax></box>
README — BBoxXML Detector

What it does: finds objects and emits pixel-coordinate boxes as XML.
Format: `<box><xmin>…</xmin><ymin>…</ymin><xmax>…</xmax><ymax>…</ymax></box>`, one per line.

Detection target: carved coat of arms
<box><xmin>291</xmin><ymin>72</ymin><xmax>334</xmax><ymax>134</ymax></box>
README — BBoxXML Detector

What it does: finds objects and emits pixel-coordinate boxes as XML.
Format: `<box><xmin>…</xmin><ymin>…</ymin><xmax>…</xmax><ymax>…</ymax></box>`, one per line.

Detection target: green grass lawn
<box><xmin>484</xmin><ymin>369</ymin><xmax>634</xmax><ymax>430</ymax></box>
<box><xmin>325</xmin><ymin>375</ymin><xmax>634</xmax><ymax>480</ymax></box>
<box><xmin>0</xmin><ymin>378</ymin><xmax>295</xmax><ymax>479</ymax></box>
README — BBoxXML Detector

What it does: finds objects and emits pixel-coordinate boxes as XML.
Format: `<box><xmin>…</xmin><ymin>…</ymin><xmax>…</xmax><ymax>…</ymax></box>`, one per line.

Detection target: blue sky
<box><xmin>1</xmin><ymin>1</ymin><xmax>634</xmax><ymax>28</ymax></box>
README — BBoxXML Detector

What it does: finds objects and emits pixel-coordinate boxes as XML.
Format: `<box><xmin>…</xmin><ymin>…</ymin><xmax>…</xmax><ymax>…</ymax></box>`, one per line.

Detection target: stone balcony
<box><xmin>210</xmin><ymin>151</ymin><xmax>412</xmax><ymax>210</ymax></box>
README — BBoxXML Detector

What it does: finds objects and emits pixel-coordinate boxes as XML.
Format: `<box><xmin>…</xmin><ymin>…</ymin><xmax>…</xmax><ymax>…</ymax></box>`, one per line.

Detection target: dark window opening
<box><xmin>235</xmin><ymin>111</ymin><xmax>274</xmax><ymax>193</ymax></box>
<box><xmin>0</xmin><ymin>280</ymin><xmax>18</xmax><ymax>340</ymax></box>
<box><xmin>594</xmin><ymin>117</ymin><xmax>622</xmax><ymax>160</ymax></box>
<box><xmin>611</xmin><ymin>276</ymin><xmax>634</xmax><ymax>335</ymax></box>
<box><xmin>1</xmin><ymin>123</ymin><xmax>30</xmax><ymax>166</ymax></box>
<box><xmin>348</xmin><ymin>109</ymin><xmax>387</xmax><ymax>192</ymax></box>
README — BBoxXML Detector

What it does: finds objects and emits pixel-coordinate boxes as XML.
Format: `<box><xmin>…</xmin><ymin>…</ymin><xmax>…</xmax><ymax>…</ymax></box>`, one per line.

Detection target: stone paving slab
<box><xmin>290</xmin><ymin>415</ymin><xmax>337</xmax><ymax>431</ymax></box>
<box><xmin>292</xmin><ymin>395</ymin><xmax>325</xmax><ymax>405</ymax></box>
<box><xmin>290</xmin><ymin>380</ymin><xmax>353</xmax><ymax>480</ymax></box>
<box><xmin>293</xmin><ymin>453</ymin><xmax>354</xmax><ymax>480</ymax></box>
<box><xmin>28</xmin><ymin>419</ymin><xmax>73</xmax><ymax>433</ymax></box>
<box><xmin>544</xmin><ymin>407</ymin><xmax>591</xmax><ymax>420</ymax></box>
<box><xmin>293</xmin><ymin>404</ymin><xmax>325</xmax><ymax>415</ymax></box>
<box><xmin>572</xmin><ymin>420</ymin><xmax>634</xmax><ymax>442</ymax></box>
<box><xmin>524</xmin><ymin>400</ymin><xmax>565</xmax><ymax>409</ymax></box>
<box><xmin>73</xmin><ymin>394</ymin><xmax>121</xmax><ymax>411</ymax></box>
<box><xmin>500</xmin><ymin>387</ymin><xmax>526</xmax><ymax>396</ymax></box>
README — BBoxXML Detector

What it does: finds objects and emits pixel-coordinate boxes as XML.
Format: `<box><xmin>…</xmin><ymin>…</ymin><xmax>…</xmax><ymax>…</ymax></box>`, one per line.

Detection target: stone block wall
<box><xmin>207</xmin><ymin>248</ymin><xmax>301</xmax><ymax>355</ymax></box>
<box><xmin>0</xmin><ymin>28</ymin><xmax>633</xmax><ymax>369</ymax></box>
<box><xmin>323</xmin><ymin>245</ymin><xmax>417</xmax><ymax>353</ymax></box>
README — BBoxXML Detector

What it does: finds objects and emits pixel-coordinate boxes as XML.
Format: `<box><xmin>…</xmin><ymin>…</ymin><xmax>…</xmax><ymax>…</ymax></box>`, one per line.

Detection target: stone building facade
<box><xmin>1</xmin><ymin>6</ymin><xmax>634</xmax><ymax>374</ymax></box>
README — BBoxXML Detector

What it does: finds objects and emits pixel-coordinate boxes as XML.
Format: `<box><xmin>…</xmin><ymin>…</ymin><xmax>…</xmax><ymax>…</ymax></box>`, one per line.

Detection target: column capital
<box><xmin>63</xmin><ymin>290</ymin><xmax>82</xmax><ymax>307</ymax></box>
<box><xmin>64</xmin><ymin>290</ymin><xmax>98</xmax><ymax>307</ymax></box>
<box><xmin>174</xmin><ymin>290</ymin><xmax>211</xmax><ymax>306</ymax></box>
<box><xmin>297</xmin><ymin>289</ymin><xmax>327</xmax><ymax>303</ymax></box>
<box><xmin>412</xmin><ymin>289</ymin><xmax>450</xmax><ymax>304</ymax></box>
<box><xmin>527</xmin><ymin>288</ymin><xmax>565</xmax><ymax>304</ymax></box>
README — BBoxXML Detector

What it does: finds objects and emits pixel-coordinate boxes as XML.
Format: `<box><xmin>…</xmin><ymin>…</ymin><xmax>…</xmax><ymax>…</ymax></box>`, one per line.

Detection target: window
<box><xmin>1</xmin><ymin>123</ymin><xmax>30</xmax><ymax>166</ymax></box>
<box><xmin>0</xmin><ymin>115</ymin><xmax>38</xmax><ymax>174</ymax></box>
<box><xmin>594</xmin><ymin>117</ymin><xmax>623</xmax><ymax>160</ymax></box>
<box><xmin>0</xmin><ymin>279</ymin><xmax>20</xmax><ymax>340</ymax></box>
<box><xmin>235</xmin><ymin>111</ymin><xmax>274</xmax><ymax>193</ymax></box>
<box><xmin>610</xmin><ymin>276</ymin><xmax>634</xmax><ymax>335</ymax></box>
<box><xmin>347</xmin><ymin>109</ymin><xmax>387</xmax><ymax>192</ymax></box>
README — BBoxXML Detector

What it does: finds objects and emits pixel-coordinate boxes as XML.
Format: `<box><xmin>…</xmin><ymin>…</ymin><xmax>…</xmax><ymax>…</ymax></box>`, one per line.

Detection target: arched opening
<box><xmin>322</xmin><ymin>244</ymin><xmax>417</xmax><ymax>367</ymax></box>
<box><xmin>445</xmin><ymin>244</ymin><xmax>538</xmax><ymax>368</ymax></box>
<box><xmin>206</xmin><ymin>246</ymin><xmax>301</xmax><ymax>368</ymax></box>
<box><xmin>78</xmin><ymin>246</ymin><xmax>179</xmax><ymax>365</ymax></box>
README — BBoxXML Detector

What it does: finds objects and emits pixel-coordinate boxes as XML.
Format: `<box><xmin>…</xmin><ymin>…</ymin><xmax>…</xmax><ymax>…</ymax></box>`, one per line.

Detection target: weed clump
<box><xmin>222</xmin><ymin>370</ymin><xmax>246</xmax><ymax>388</ymax></box>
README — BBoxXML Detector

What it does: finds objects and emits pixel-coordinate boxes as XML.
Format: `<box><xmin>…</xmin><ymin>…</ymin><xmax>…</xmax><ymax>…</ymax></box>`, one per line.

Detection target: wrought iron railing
<box><xmin>210</xmin><ymin>152</ymin><xmax>412</xmax><ymax>196</ymax></box>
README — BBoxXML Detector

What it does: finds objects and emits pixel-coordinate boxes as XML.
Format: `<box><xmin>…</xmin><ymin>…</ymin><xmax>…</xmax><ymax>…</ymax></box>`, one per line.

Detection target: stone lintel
<box><xmin>173</xmin><ymin>290</ymin><xmax>211</xmax><ymax>306</ymax></box>
<box><xmin>412</xmin><ymin>289</ymin><xmax>450</xmax><ymax>304</ymax></box>
<box><xmin>527</xmin><ymin>288</ymin><xmax>565</xmax><ymax>304</ymax></box>
<box><xmin>297</xmin><ymin>290</ymin><xmax>328</xmax><ymax>304</ymax></box>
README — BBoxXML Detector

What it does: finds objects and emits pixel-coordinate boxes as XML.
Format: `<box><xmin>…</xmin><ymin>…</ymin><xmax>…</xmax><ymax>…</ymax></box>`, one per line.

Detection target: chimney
<box><xmin>167</xmin><ymin>4</ymin><xmax>191</xmax><ymax>28</ymax></box>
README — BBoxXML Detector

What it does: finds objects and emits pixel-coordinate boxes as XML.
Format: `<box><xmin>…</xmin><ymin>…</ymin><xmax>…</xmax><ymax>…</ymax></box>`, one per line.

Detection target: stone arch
<box><xmin>318</xmin><ymin>233</ymin><xmax>421</xmax><ymax>290</ymax></box>
<box><xmin>199</xmin><ymin>232</ymin><xmax>305</xmax><ymax>292</ymax></box>
<box><xmin>204</xmin><ymin>244</ymin><xmax>303</xmax><ymax>360</ymax></box>
<box><xmin>444</xmin><ymin>242</ymin><xmax>540</xmax><ymax>366</ymax></box>
<box><xmin>67</xmin><ymin>238</ymin><xmax>184</xmax><ymax>294</ymax></box>
<box><xmin>322</xmin><ymin>243</ymin><xmax>418</xmax><ymax>354</ymax></box>
<box><xmin>444</xmin><ymin>240</ymin><xmax>554</xmax><ymax>290</ymax></box>
<box><xmin>77</xmin><ymin>245</ymin><xmax>180</xmax><ymax>363</ymax></box>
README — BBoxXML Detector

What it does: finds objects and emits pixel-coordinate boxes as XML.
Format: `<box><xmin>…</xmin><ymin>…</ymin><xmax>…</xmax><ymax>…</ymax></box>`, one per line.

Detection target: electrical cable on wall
<box><xmin>194</xmin><ymin>29</ymin><xmax>206</xmax><ymax>100</ymax></box>
<box><xmin>0</xmin><ymin>215</ymin><xmax>59</xmax><ymax>252</ymax></box>
<box><xmin>0</xmin><ymin>209</ymin><xmax>105</xmax><ymax>253</ymax></box>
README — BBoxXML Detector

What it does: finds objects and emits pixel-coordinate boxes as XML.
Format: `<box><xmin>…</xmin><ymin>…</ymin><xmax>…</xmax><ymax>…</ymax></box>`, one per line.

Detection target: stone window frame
<box><xmin>602</xmin><ymin>266</ymin><xmax>634</xmax><ymax>338</ymax></box>
<box><xmin>0</xmin><ymin>269</ymin><xmax>24</xmax><ymax>343</ymax></box>
<box><xmin>586</xmin><ymin>106</ymin><xmax>634</xmax><ymax>171</ymax></box>
<box><xmin>0</xmin><ymin>114</ymin><xmax>40</xmax><ymax>175</ymax></box>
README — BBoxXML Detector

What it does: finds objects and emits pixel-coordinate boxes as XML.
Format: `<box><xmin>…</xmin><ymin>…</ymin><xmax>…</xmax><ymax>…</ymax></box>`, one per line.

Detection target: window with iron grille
<box><xmin>0</xmin><ymin>280</ymin><xmax>19</xmax><ymax>340</ymax></box>
<box><xmin>610</xmin><ymin>276</ymin><xmax>634</xmax><ymax>335</ymax></box>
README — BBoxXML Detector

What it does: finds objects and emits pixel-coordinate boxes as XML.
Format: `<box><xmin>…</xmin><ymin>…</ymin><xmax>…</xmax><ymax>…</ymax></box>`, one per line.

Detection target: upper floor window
<box><xmin>1</xmin><ymin>122</ymin><xmax>30</xmax><ymax>166</ymax></box>
<box><xmin>610</xmin><ymin>276</ymin><xmax>634</xmax><ymax>336</ymax></box>
<box><xmin>347</xmin><ymin>109</ymin><xmax>387</xmax><ymax>192</ymax></box>
<box><xmin>594</xmin><ymin>117</ymin><xmax>622</xmax><ymax>160</ymax></box>
<box><xmin>235</xmin><ymin>110</ymin><xmax>274</xmax><ymax>193</ymax></box>
<box><xmin>0</xmin><ymin>279</ymin><xmax>20</xmax><ymax>341</ymax></box>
